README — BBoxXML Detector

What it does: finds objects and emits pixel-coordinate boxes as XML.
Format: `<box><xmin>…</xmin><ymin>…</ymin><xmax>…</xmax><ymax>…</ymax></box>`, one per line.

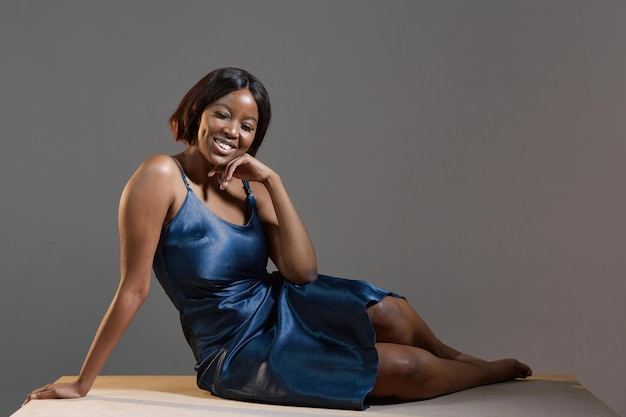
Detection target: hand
<box><xmin>23</xmin><ymin>381</ymin><xmax>85</xmax><ymax>406</ymax></box>
<box><xmin>208</xmin><ymin>154</ymin><xmax>276</xmax><ymax>190</ymax></box>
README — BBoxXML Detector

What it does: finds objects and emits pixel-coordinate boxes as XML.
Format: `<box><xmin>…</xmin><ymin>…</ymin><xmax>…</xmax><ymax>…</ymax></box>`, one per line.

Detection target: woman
<box><xmin>26</xmin><ymin>68</ymin><xmax>531</xmax><ymax>410</ymax></box>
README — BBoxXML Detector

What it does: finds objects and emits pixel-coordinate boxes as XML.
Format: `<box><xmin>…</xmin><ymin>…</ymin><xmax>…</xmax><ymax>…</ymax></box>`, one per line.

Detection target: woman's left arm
<box><xmin>210</xmin><ymin>155</ymin><xmax>318</xmax><ymax>284</ymax></box>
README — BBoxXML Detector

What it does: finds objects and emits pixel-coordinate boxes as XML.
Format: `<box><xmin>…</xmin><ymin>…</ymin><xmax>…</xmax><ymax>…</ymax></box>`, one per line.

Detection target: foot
<box><xmin>454</xmin><ymin>354</ymin><xmax>532</xmax><ymax>381</ymax></box>
<box><xmin>486</xmin><ymin>358</ymin><xmax>533</xmax><ymax>382</ymax></box>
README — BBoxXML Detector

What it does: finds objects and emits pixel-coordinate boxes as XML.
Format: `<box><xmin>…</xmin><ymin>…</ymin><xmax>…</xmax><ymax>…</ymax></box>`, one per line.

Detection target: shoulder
<box><xmin>122</xmin><ymin>154</ymin><xmax>182</xmax><ymax>202</ymax></box>
<box><xmin>119</xmin><ymin>156</ymin><xmax>183</xmax><ymax>243</ymax></box>
<box><xmin>127</xmin><ymin>154</ymin><xmax>183</xmax><ymax>188</ymax></box>
<box><xmin>135</xmin><ymin>154</ymin><xmax>181</xmax><ymax>178</ymax></box>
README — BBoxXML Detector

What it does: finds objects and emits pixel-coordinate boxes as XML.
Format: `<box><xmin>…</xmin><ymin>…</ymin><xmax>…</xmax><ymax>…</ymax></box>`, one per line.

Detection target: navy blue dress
<box><xmin>153</xmin><ymin>167</ymin><xmax>400</xmax><ymax>410</ymax></box>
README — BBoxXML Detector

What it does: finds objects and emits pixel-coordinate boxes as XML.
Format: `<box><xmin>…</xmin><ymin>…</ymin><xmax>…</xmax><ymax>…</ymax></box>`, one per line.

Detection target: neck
<box><xmin>174</xmin><ymin>147</ymin><xmax>216</xmax><ymax>186</ymax></box>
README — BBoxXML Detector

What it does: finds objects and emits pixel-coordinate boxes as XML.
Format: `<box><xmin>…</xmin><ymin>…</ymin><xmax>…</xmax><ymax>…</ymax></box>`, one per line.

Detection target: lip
<box><xmin>212</xmin><ymin>137</ymin><xmax>237</xmax><ymax>156</ymax></box>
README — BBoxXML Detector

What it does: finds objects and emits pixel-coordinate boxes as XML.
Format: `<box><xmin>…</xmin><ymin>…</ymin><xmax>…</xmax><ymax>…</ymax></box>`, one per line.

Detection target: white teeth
<box><xmin>215</xmin><ymin>139</ymin><xmax>234</xmax><ymax>150</ymax></box>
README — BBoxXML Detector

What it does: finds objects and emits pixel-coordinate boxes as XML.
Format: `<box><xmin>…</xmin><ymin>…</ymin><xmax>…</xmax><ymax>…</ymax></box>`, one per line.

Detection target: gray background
<box><xmin>1</xmin><ymin>1</ymin><xmax>625</xmax><ymax>415</ymax></box>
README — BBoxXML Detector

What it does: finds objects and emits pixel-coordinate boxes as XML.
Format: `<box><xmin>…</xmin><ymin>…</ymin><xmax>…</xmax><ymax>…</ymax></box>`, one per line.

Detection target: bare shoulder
<box><xmin>135</xmin><ymin>154</ymin><xmax>180</xmax><ymax>179</ymax></box>
<box><xmin>122</xmin><ymin>154</ymin><xmax>182</xmax><ymax>203</ymax></box>
<box><xmin>126</xmin><ymin>154</ymin><xmax>180</xmax><ymax>188</ymax></box>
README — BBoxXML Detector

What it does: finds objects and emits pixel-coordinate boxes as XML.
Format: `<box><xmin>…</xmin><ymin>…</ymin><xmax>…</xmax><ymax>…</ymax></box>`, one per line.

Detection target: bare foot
<box><xmin>487</xmin><ymin>358</ymin><xmax>533</xmax><ymax>382</ymax></box>
<box><xmin>454</xmin><ymin>354</ymin><xmax>531</xmax><ymax>381</ymax></box>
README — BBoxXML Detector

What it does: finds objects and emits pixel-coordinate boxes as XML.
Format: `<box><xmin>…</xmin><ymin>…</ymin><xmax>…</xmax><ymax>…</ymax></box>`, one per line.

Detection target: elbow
<box><xmin>301</xmin><ymin>267</ymin><xmax>318</xmax><ymax>285</ymax></box>
<box><xmin>275</xmin><ymin>252</ymin><xmax>318</xmax><ymax>285</ymax></box>
<box><xmin>131</xmin><ymin>281</ymin><xmax>151</xmax><ymax>302</ymax></box>
<box><xmin>134</xmin><ymin>285</ymin><xmax>151</xmax><ymax>302</ymax></box>
<box><xmin>288</xmin><ymin>267</ymin><xmax>318</xmax><ymax>285</ymax></box>
<box><xmin>119</xmin><ymin>280</ymin><xmax>151</xmax><ymax>304</ymax></box>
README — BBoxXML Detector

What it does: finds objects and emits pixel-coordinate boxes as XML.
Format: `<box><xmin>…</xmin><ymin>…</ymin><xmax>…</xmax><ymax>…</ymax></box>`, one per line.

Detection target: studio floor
<box><xmin>12</xmin><ymin>374</ymin><xmax>619</xmax><ymax>417</ymax></box>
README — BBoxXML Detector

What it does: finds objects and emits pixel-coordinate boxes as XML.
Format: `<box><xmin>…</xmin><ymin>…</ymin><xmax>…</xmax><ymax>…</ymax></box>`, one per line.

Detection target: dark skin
<box><xmin>367</xmin><ymin>297</ymin><xmax>531</xmax><ymax>400</ymax></box>
<box><xmin>25</xmin><ymin>89</ymin><xmax>531</xmax><ymax>405</ymax></box>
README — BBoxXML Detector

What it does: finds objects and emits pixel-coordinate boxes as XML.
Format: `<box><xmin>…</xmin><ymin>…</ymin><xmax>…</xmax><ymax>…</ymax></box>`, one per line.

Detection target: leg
<box><xmin>367</xmin><ymin>296</ymin><xmax>531</xmax><ymax>368</ymax></box>
<box><xmin>367</xmin><ymin>296</ymin><xmax>461</xmax><ymax>359</ymax></box>
<box><xmin>370</xmin><ymin>342</ymin><xmax>532</xmax><ymax>401</ymax></box>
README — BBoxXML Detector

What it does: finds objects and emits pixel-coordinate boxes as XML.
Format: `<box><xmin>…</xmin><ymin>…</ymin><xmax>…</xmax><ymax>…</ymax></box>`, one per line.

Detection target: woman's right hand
<box><xmin>23</xmin><ymin>380</ymin><xmax>86</xmax><ymax>406</ymax></box>
<box><xmin>22</xmin><ymin>155</ymin><xmax>175</xmax><ymax>408</ymax></box>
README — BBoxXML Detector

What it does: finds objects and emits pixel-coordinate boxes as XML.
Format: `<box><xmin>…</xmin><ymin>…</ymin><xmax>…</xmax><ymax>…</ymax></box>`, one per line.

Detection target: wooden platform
<box><xmin>12</xmin><ymin>374</ymin><xmax>619</xmax><ymax>417</ymax></box>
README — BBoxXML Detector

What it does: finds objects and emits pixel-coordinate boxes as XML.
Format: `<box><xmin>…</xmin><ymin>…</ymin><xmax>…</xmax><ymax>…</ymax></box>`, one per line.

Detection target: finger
<box><xmin>220</xmin><ymin>157</ymin><xmax>244</xmax><ymax>189</ymax></box>
<box><xmin>35</xmin><ymin>389</ymin><xmax>58</xmax><ymax>400</ymax></box>
<box><xmin>225</xmin><ymin>156</ymin><xmax>245</xmax><ymax>181</ymax></box>
<box><xmin>217</xmin><ymin>167</ymin><xmax>229</xmax><ymax>190</ymax></box>
<box><xmin>23</xmin><ymin>390</ymin><xmax>45</xmax><ymax>405</ymax></box>
<box><xmin>29</xmin><ymin>385</ymin><xmax>52</xmax><ymax>395</ymax></box>
<box><xmin>208</xmin><ymin>167</ymin><xmax>222</xmax><ymax>177</ymax></box>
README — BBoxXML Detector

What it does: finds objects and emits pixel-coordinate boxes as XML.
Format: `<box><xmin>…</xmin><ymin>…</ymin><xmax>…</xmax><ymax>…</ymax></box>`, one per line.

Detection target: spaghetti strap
<box><xmin>242</xmin><ymin>180</ymin><xmax>252</xmax><ymax>196</ymax></box>
<box><xmin>169</xmin><ymin>156</ymin><xmax>250</xmax><ymax>198</ymax></box>
<box><xmin>171</xmin><ymin>157</ymin><xmax>191</xmax><ymax>189</ymax></box>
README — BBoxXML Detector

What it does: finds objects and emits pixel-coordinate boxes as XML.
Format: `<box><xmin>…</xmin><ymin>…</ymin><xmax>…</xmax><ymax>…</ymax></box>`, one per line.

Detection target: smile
<box><xmin>214</xmin><ymin>138</ymin><xmax>236</xmax><ymax>151</ymax></box>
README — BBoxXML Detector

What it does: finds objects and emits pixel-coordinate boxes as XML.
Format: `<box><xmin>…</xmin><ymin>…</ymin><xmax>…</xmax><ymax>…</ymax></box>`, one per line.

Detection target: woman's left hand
<box><xmin>208</xmin><ymin>154</ymin><xmax>276</xmax><ymax>190</ymax></box>
<box><xmin>210</xmin><ymin>153</ymin><xmax>318</xmax><ymax>284</ymax></box>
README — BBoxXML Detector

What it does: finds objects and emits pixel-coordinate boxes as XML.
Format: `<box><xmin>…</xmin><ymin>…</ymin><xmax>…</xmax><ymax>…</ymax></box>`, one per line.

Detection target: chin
<box><xmin>207</xmin><ymin>153</ymin><xmax>240</xmax><ymax>167</ymax></box>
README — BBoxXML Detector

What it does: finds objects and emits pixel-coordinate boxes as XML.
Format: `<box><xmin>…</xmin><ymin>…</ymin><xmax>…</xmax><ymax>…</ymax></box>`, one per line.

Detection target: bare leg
<box><xmin>366</xmin><ymin>296</ymin><xmax>532</xmax><ymax>400</ymax></box>
<box><xmin>370</xmin><ymin>343</ymin><xmax>531</xmax><ymax>400</ymax></box>
<box><xmin>367</xmin><ymin>296</ymin><xmax>463</xmax><ymax>359</ymax></box>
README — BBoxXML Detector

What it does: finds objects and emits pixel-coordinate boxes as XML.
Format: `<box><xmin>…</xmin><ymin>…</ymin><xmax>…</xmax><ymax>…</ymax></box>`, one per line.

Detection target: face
<box><xmin>196</xmin><ymin>89</ymin><xmax>259</xmax><ymax>166</ymax></box>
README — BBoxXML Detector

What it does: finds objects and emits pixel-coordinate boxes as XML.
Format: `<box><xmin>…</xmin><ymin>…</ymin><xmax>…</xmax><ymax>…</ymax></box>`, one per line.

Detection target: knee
<box><xmin>405</xmin><ymin>349</ymin><xmax>439</xmax><ymax>382</ymax></box>
<box><xmin>403</xmin><ymin>351</ymin><xmax>446</xmax><ymax>399</ymax></box>
<box><xmin>369</xmin><ymin>298</ymin><xmax>414</xmax><ymax>344</ymax></box>
<box><xmin>374</xmin><ymin>346</ymin><xmax>442</xmax><ymax>400</ymax></box>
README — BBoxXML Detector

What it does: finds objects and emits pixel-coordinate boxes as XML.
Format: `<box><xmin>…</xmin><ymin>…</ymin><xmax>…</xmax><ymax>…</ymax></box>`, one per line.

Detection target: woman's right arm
<box><xmin>25</xmin><ymin>155</ymin><xmax>178</xmax><ymax>403</ymax></box>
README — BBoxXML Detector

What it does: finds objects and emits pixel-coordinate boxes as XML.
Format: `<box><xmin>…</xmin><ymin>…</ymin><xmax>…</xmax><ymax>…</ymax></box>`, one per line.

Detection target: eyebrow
<box><xmin>213</xmin><ymin>103</ymin><xmax>258</xmax><ymax>123</ymax></box>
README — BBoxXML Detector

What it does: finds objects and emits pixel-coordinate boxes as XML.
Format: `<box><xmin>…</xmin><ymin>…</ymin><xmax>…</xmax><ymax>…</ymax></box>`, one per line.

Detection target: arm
<box><xmin>210</xmin><ymin>155</ymin><xmax>318</xmax><ymax>284</ymax></box>
<box><xmin>25</xmin><ymin>155</ymin><xmax>177</xmax><ymax>402</ymax></box>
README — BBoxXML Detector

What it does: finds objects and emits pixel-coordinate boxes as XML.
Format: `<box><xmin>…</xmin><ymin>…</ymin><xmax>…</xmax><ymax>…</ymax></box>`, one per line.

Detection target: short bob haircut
<box><xmin>169</xmin><ymin>68</ymin><xmax>271</xmax><ymax>157</ymax></box>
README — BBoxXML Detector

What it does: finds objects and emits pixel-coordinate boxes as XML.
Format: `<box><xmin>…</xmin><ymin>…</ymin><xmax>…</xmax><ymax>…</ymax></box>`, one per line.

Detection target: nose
<box><xmin>222</xmin><ymin>121</ymin><xmax>239</xmax><ymax>139</ymax></box>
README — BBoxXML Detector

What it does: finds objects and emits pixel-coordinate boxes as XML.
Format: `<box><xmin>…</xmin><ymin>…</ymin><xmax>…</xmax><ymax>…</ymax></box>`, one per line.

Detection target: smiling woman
<box><xmin>169</xmin><ymin>68</ymin><xmax>271</xmax><ymax>157</ymax></box>
<box><xmin>195</xmin><ymin>89</ymin><xmax>259</xmax><ymax>169</ymax></box>
<box><xmin>25</xmin><ymin>67</ymin><xmax>531</xmax><ymax>411</ymax></box>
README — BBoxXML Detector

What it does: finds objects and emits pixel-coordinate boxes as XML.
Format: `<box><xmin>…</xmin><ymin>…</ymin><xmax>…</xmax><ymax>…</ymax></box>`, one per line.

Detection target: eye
<box><xmin>241</xmin><ymin>124</ymin><xmax>255</xmax><ymax>132</ymax></box>
<box><xmin>214</xmin><ymin>111</ymin><xmax>230</xmax><ymax>120</ymax></box>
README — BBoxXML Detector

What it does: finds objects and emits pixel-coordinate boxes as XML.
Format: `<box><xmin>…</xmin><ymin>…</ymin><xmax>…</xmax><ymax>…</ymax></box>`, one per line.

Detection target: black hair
<box><xmin>169</xmin><ymin>68</ymin><xmax>271</xmax><ymax>156</ymax></box>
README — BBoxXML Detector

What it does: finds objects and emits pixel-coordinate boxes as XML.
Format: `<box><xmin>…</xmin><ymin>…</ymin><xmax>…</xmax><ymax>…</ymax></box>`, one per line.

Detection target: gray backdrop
<box><xmin>2</xmin><ymin>1</ymin><xmax>625</xmax><ymax>415</ymax></box>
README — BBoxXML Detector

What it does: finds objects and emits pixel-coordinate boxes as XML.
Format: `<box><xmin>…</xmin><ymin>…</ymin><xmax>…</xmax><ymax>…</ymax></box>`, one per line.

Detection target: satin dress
<box><xmin>153</xmin><ymin>167</ymin><xmax>401</xmax><ymax>410</ymax></box>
